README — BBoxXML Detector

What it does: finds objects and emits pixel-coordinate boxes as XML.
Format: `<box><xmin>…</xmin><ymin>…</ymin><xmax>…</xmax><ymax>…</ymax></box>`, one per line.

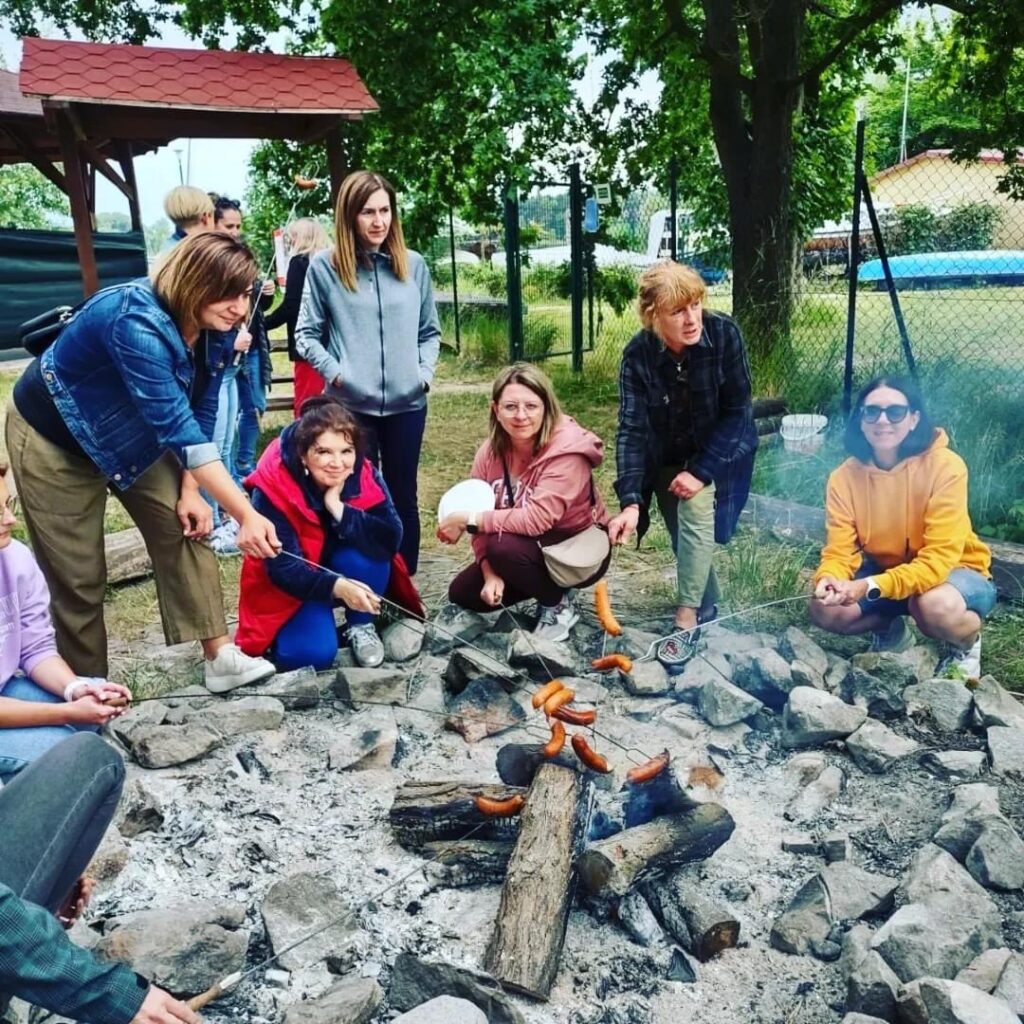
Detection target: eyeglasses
<box><xmin>3</xmin><ymin>494</ymin><xmax>18</xmax><ymax>515</ymax></box>
<box><xmin>499</xmin><ymin>402</ymin><xmax>543</xmax><ymax>416</ymax></box>
<box><xmin>860</xmin><ymin>404</ymin><xmax>910</xmax><ymax>424</ymax></box>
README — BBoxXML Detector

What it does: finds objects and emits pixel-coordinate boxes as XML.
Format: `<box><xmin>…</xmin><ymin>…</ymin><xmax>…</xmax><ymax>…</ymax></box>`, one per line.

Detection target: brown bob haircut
<box><xmin>488</xmin><ymin>362</ymin><xmax>562</xmax><ymax>460</ymax></box>
<box><xmin>637</xmin><ymin>261</ymin><xmax>708</xmax><ymax>331</ymax></box>
<box><xmin>295</xmin><ymin>396</ymin><xmax>362</xmax><ymax>456</ymax></box>
<box><xmin>151</xmin><ymin>232</ymin><xmax>257</xmax><ymax>339</ymax></box>
<box><xmin>332</xmin><ymin>170</ymin><xmax>409</xmax><ymax>292</ymax></box>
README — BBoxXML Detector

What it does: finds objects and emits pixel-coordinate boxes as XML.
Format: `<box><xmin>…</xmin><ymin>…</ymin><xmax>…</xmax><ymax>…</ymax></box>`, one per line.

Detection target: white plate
<box><xmin>438</xmin><ymin>479</ymin><xmax>496</xmax><ymax>522</ymax></box>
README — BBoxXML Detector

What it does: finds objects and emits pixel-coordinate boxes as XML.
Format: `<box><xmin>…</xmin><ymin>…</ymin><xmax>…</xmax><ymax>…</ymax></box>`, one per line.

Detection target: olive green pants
<box><xmin>654</xmin><ymin>466</ymin><xmax>719</xmax><ymax>612</ymax></box>
<box><xmin>6</xmin><ymin>402</ymin><xmax>226</xmax><ymax>677</ymax></box>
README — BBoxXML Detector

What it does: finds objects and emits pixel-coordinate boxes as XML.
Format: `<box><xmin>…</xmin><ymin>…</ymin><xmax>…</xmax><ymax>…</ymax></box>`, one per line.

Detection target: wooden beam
<box><xmin>0</xmin><ymin>126</ymin><xmax>68</xmax><ymax>192</ymax></box>
<box><xmin>80</xmin><ymin>140</ymin><xmax>133</xmax><ymax>202</ymax></box>
<box><xmin>55</xmin><ymin>111</ymin><xmax>99</xmax><ymax>295</ymax></box>
<box><xmin>325</xmin><ymin>129</ymin><xmax>346</xmax><ymax>209</ymax></box>
<box><xmin>115</xmin><ymin>141</ymin><xmax>142</xmax><ymax>231</ymax></box>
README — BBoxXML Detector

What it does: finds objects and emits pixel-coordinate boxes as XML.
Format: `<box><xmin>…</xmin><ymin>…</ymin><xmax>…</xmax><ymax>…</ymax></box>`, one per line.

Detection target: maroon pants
<box><xmin>448</xmin><ymin>531</ymin><xmax>610</xmax><ymax>611</ymax></box>
<box><xmin>292</xmin><ymin>359</ymin><xmax>326</xmax><ymax>418</ymax></box>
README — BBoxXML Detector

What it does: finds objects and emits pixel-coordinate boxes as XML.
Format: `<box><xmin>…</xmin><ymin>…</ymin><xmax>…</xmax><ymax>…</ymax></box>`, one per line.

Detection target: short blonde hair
<box><xmin>488</xmin><ymin>362</ymin><xmax>562</xmax><ymax>460</ymax></box>
<box><xmin>332</xmin><ymin>171</ymin><xmax>409</xmax><ymax>291</ymax></box>
<box><xmin>288</xmin><ymin>218</ymin><xmax>330</xmax><ymax>257</ymax></box>
<box><xmin>637</xmin><ymin>261</ymin><xmax>708</xmax><ymax>331</ymax></box>
<box><xmin>151</xmin><ymin>232</ymin><xmax>257</xmax><ymax>339</ymax></box>
<box><xmin>163</xmin><ymin>186</ymin><xmax>215</xmax><ymax>230</ymax></box>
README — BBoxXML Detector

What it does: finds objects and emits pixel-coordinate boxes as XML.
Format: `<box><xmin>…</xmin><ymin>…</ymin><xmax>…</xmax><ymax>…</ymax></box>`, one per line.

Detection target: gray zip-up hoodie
<box><xmin>295</xmin><ymin>248</ymin><xmax>441</xmax><ymax>417</ymax></box>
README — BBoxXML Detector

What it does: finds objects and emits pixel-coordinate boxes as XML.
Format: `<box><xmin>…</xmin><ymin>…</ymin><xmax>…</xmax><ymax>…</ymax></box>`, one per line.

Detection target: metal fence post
<box><xmin>504</xmin><ymin>182</ymin><xmax>523</xmax><ymax>362</ymax></box>
<box><xmin>669</xmin><ymin>156</ymin><xmax>679</xmax><ymax>262</ymax></box>
<box><xmin>447</xmin><ymin>207</ymin><xmax>461</xmax><ymax>355</ymax></box>
<box><xmin>569</xmin><ymin>162</ymin><xmax>584</xmax><ymax>373</ymax></box>
<box><xmin>842</xmin><ymin>119</ymin><xmax>865</xmax><ymax>418</ymax></box>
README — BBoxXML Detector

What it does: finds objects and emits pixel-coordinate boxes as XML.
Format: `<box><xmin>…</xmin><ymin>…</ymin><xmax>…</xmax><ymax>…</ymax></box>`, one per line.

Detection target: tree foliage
<box><xmin>0</xmin><ymin>164</ymin><xmax>69</xmax><ymax>229</ymax></box>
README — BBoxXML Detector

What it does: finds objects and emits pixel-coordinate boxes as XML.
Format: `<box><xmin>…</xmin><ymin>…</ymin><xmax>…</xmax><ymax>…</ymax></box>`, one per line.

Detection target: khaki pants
<box><xmin>5</xmin><ymin>402</ymin><xmax>226</xmax><ymax>677</ymax></box>
<box><xmin>654</xmin><ymin>465</ymin><xmax>720</xmax><ymax>611</ymax></box>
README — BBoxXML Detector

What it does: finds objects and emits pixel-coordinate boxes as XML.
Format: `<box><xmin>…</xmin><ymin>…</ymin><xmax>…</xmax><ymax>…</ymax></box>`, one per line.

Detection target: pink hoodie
<box><xmin>470</xmin><ymin>416</ymin><xmax>609</xmax><ymax>559</ymax></box>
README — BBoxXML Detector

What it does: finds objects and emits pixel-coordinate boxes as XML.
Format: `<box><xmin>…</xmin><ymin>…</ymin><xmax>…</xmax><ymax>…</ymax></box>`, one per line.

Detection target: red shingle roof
<box><xmin>19</xmin><ymin>38</ymin><xmax>378</xmax><ymax>116</ymax></box>
<box><xmin>0</xmin><ymin>68</ymin><xmax>42</xmax><ymax>118</ymax></box>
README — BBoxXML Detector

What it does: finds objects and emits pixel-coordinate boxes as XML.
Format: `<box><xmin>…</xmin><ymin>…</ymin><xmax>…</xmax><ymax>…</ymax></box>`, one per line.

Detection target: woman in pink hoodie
<box><xmin>437</xmin><ymin>363</ymin><xmax>610</xmax><ymax>641</ymax></box>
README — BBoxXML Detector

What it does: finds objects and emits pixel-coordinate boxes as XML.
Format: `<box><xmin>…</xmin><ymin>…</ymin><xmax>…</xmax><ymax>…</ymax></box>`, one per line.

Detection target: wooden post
<box><xmin>116</xmin><ymin>142</ymin><xmax>142</xmax><ymax>232</ymax></box>
<box><xmin>484</xmin><ymin>764</ymin><xmax>589</xmax><ymax>999</ymax></box>
<box><xmin>55</xmin><ymin>111</ymin><xmax>99</xmax><ymax>295</ymax></box>
<box><xmin>325</xmin><ymin>129</ymin><xmax>346</xmax><ymax>209</ymax></box>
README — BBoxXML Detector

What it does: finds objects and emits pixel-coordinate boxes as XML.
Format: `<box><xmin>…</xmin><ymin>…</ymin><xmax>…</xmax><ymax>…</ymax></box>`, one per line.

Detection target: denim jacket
<box><xmin>39</xmin><ymin>281</ymin><xmax>219</xmax><ymax>490</ymax></box>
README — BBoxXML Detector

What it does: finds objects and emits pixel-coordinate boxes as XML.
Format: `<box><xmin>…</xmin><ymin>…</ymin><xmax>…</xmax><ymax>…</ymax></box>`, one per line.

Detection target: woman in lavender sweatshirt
<box><xmin>0</xmin><ymin>468</ymin><xmax>131</xmax><ymax>780</ymax></box>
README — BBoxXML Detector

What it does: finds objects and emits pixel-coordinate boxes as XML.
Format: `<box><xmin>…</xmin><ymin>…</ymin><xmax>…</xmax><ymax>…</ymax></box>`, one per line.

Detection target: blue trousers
<box><xmin>0</xmin><ymin>677</ymin><xmax>100</xmax><ymax>781</ymax></box>
<box><xmin>271</xmin><ymin>546</ymin><xmax>391</xmax><ymax>671</ymax></box>
<box><xmin>236</xmin><ymin>361</ymin><xmax>266</xmax><ymax>477</ymax></box>
<box><xmin>354</xmin><ymin>408</ymin><xmax>426</xmax><ymax>575</ymax></box>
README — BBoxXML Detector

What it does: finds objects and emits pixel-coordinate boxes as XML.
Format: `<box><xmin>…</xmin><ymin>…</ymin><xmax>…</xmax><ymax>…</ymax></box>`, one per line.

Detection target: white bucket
<box><xmin>780</xmin><ymin>413</ymin><xmax>828</xmax><ymax>453</ymax></box>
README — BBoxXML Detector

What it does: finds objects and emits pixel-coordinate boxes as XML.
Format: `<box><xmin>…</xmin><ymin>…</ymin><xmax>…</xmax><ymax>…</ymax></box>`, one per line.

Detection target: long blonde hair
<box><xmin>488</xmin><ymin>362</ymin><xmax>563</xmax><ymax>461</ymax></box>
<box><xmin>331</xmin><ymin>171</ymin><xmax>409</xmax><ymax>291</ymax></box>
<box><xmin>288</xmin><ymin>217</ymin><xmax>330</xmax><ymax>257</ymax></box>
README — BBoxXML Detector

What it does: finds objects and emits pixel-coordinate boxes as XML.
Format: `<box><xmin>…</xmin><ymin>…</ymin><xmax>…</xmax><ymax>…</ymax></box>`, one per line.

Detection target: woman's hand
<box><xmin>480</xmin><ymin>574</ymin><xmax>505</xmax><ymax>607</ymax></box>
<box><xmin>436</xmin><ymin>512</ymin><xmax>469</xmax><ymax>545</ymax></box>
<box><xmin>261</xmin><ymin>279</ymin><xmax>276</xmax><ymax>298</ymax></box>
<box><xmin>323</xmin><ymin>483</ymin><xmax>346</xmax><ymax>521</ymax></box>
<box><xmin>237</xmin><ymin>510</ymin><xmax>282</xmax><ymax>558</ymax></box>
<box><xmin>333</xmin><ymin>577</ymin><xmax>381</xmax><ymax>614</ymax></box>
<box><xmin>68</xmin><ymin>680</ymin><xmax>133</xmax><ymax>706</ymax></box>
<box><xmin>813</xmin><ymin>575</ymin><xmax>867</xmax><ymax>606</ymax></box>
<box><xmin>64</xmin><ymin>696</ymin><xmax>124</xmax><ymax>726</ymax></box>
<box><xmin>131</xmin><ymin>987</ymin><xmax>200</xmax><ymax>1024</ymax></box>
<box><xmin>608</xmin><ymin>505</ymin><xmax>640</xmax><ymax>545</ymax></box>
<box><xmin>57</xmin><ymin>875</ymin><xmax>96</xmax><ymax>928</ymax></box>
<box><xmin>669</xmin><ymin>471</ymin><xmax>705</xmax><ymax>500</ymax></box>
<box><xmin>233</xmin><ymin>327</ymin><xmax>253</xmax><ymax>353</ymax></box>
<box><xmin>176</xmin><ymin>489</ymin><xmax>214</xmax><ymax>539</ymax></box>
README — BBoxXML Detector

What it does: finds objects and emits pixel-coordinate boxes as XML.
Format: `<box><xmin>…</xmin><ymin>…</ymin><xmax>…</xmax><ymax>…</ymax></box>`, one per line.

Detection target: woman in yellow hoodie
<box><xmin>811</xmin><ymin>376</ymin><xmax>995</xmax><ymax>678</ymax></box>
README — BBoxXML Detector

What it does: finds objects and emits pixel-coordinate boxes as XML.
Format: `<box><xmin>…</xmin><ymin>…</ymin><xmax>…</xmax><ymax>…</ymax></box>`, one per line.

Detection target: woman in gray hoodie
<box><xmin>295</xmin><ymin>171</ymin><xmax>440</xmax><ymax>575</ymax></box>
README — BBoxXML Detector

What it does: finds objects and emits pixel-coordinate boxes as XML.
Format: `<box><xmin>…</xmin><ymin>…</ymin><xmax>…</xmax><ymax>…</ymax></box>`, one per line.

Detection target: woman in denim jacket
<box><xmin>5</xmin><ymin>233</ymin><xmax>282</xmax><ymax>695</ymax></box>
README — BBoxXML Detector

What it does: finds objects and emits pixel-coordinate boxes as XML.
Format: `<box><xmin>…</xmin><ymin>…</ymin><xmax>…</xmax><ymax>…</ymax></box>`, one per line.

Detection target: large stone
<box><xmin>786</xmin><ymin>764</ymin><xmax>845</xmax><ymax>822</ymax></box>
<box><xmin>334</xmin><ymin>666</ymin><xmax>413</xmax><ymax>705</ymax></box>
<box><xmin>427</xmin><ymin>605</ymin><xmax>494</xmax><ymax>652</ymax></box>
<box><xmin>845</xmin><ymin>718</ymin><xmax>920</xmax><ymax>773</ymax></box>
<box><xmin>987</xmin><ymin>727</ymin><xmax>1024</xmax><ymax>777</ymax></box>
<box><xmin>904</xmin><ymin>844</ymin><xmax>992</xmax><ymax>905</ymax></box>
<box><xmin>283</xmin><ymin>977</ymin><xmax>383</xmax><ymax>1024</ymax></box>
<box><xmin>934</xmin><ymin>785</ymin><xmax>1002</xmax><ymax>859</ymax></box>
<box><xmin>840</xmin><ymin>1016</ymin><xmax>890</xmax><ymax>1024</ymax></box>
<box><xmin>445</xmin><ymin>678</ymin><xmax>526</xmax><ymax>744</ymax></box>
<box><xmin>393</xmin><ymin>997</ymin><xmax>488</xmax><ymax>1024</ymax></box>
<box><xmin>507</xmin><ymin>629</ymin><xmax>576</xmax><ymax>679</ymax></box>
<box><xmin>781</xmin><ymin>687</ymin><xmax>867</xmax><ymax>748</ymax></box>
<box><xmin>840</xmin><ymin>667</ymin><xmax>905</xmax><ymax>719</ymax></box>
<box><xmin>698</xmin><ymin>676</ymin><xmax>764</xmax><ymax>727</ymax></box>
<box><xmin>899</xmin><ymin>977</ymin><xmax>1019</xmax><ymax>1024</ymax></box>
<box><xmin>846</xmin><ymin>950</ymin><xmax>901</xmax><ymax>1020</ymax></box>
<box><xmin>442</xmin><ymin>648</ymin><xmax>514</xmax><ymax>695</ymax></box>
<box><xmin>116</xmin><ymin>778</ymin><xmax>164</xmax><ymax>838</ymax></box>
<box><xmin>731</xmin><ymin>648</ymin><xmax>794</xmax><ymax>708</ymax></box>
<box><xmin>388</xmin><ymin>954</ymin><xmax>525</xmax><ymax>1024</ymax></box>
<box><xmin>779</xmin><ymin>626</ymin><xmax>830</xmax><ymax>679</ymax></box>
<box><xmin>851</xmin><ymin>646</ymin><xmax>936</xmax><ymax>687</ymax></box>
<box><xmin>921</xmin><ymin>750</ymin><xmax>986</xmax><ymax>780</ymax></box>
<box><xmin>262</xmin><ymin>873</ymin><xmax>361</xmax><ymax>972</ymax></box>
<box><xmin>965</xmin><ymin>818</ymin><xmax>1024</xmax><ymax>890</ymax></box>
<box><xmin>88</xmin><ymin>827</ymin><xmax>129</xmax><ymax>881</ymax></box>
<box><xmin>992</xmin><ymin>953</ymin><xmax>1024</xmax><ymax>1018</ymax></box>
<box><xmin>955</xmin><ymin>948</ymin><xmax>1013</xmax><ymax>993</ymax></box>
<box><xmin>95</xmin><ymin>901</ymin><xmax>248</xmax><ymax>994</ymax></box>
<box><xmin>327</xmin><ymin>707</ymin><xmax>397</xmax><ymax>770</ymax></box>
<box><xmin>973</xmin><ymin>676</ymin><xmax>1024</xmax><ymax>730</ymax></box>
<box><xmin>672</xmin><ymin>651</ymin><xmax>732</xmax><ymax>702</ymax></box>
<box><xmin>109</xmin><ymin>700</ymin><xmax>171</xmax><ymax>746</ymax></box>
<box><xmin>246</xmin><ymin>666</ymin><xmax>323</xmax><ymax>709</ymax></box>
<box><xmin>127</xmin><ymin>724</ymin><xmax>221</xmax><ymax>769</ymax></box>
<box><xmin>382</xmin><ymin>619</ymin><xmax>427</xmax><ymax>663</ymax></box>
<box><xmin>198</xmin><ymin>696</ymin><xmax>285</xmax><ymax>737</ymax></box>
<box><xmin>904</xmin><ymin>679</ymin><xmax>974</xmax><ymax>732</ymax></box>
<box><xmin>623</xmin><ymin>658</ymin><xmax>672</xmax><ymax>697</ymax></box>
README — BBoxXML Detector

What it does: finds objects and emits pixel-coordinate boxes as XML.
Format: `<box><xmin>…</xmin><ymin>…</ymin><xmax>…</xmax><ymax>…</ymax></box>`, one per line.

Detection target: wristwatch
<box><xmin>466</xmin><ymin>510</ymin><xmax>479</xmax><ymax>535</ymax></box>
<box><xmin>864</xmin><ymin>576</ymin><xmax>882</xmax><ymax>601</ymax></box>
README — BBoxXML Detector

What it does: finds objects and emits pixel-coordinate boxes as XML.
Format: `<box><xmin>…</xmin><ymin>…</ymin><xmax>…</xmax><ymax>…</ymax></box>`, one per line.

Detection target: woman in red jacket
<box><xmin>438</xmin><ymin>363</ymin><xmax>611</xmax><ymax>642</ymax></box>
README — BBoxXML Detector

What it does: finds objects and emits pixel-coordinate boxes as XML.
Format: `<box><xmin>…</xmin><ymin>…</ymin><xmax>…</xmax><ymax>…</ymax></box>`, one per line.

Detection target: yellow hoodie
<box><xmin>813</xmin><ymin>429</ymin><xmax>991</xmax><ymax>600</ymax></box>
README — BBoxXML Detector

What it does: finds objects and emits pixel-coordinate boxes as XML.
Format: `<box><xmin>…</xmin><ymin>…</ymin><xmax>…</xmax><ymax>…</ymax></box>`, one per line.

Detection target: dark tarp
<box><xmin>0</xmin><ymin>229</ymin><xmax>148</xmax><ymax>352</ymax></box>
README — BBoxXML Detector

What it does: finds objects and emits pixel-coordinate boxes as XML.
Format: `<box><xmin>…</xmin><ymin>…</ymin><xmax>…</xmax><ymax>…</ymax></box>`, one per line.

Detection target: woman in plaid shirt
<box><xmin>608</xmin><ymin>262</ymin><xmax>757</xmax><ymax>643</ymax></box>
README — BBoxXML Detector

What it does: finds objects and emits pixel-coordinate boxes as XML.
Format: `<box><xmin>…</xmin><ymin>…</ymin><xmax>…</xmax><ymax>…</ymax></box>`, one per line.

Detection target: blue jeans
<box><xmin>271</xmin><ymin>546</ymin><xmax>391</xmax><ymax>671</ymax></box>
<box><xmin>235</xmin><ymin>360</ymin><xmax>266</xmax><ymax>477</ymax></box>
<box><xmin>354</xmin><ymin>408</ymin><xmax>426</xmax><ymax>575</ymax></box>
<box><xmin>856</xmin><ymin>558</ymin><xmax>998</xmax><ymax>620</ymax></box>
<box><xmin>0</xmin><ymin>677</ymin><xmax>100</xmax><ymax>781</ymax></box>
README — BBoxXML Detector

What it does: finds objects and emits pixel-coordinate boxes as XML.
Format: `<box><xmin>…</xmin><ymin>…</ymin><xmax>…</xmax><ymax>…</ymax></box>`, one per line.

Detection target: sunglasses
<box><xmin>860</xmin><ymin>404</ymin><xmax>910</xmax><ymax>424</ymax></box>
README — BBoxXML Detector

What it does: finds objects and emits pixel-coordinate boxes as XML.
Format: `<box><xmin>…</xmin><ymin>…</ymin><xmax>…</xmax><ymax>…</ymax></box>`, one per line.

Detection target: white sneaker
<box><xmin>935</xmin><ymin>636</ymin><xmax>982</xmax><ymax>680</ymax></box>
<box><xmin>205</xmin><ymin>643</ymin><xmax>275</xmax><ymax>693</ymax></box>
<box><xmin>533</xmin><ymin>595</ymin><xmax>579</xmax><ymax>643</ymax></box>
<box><xmin>346</xmin><ymin>624</ymin><xmax>385</xmax><ymax>668</ymax></box>
<box><xmin>868</xmin><ymin>616</ymin><xmax>914</xmax><ymax>653</ymax></box>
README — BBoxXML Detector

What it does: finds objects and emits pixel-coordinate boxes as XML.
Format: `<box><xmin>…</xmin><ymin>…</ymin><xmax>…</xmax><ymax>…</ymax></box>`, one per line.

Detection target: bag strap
<box><xmin>500</xmin><ymin>458</ymin><xmax>515</xmax><ymax>509</ymax></box>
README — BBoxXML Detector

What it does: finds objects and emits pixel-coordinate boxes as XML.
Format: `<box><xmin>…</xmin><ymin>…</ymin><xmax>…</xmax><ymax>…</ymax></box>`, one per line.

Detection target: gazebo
<box><xmin>6</xmin><ymin>37</ymin><xmax>378</xmax><ymax>295</ymax></box>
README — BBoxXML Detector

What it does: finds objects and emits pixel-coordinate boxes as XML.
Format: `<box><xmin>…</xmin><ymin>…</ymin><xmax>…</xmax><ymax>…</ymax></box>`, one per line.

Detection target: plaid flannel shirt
<box><xmin>614</xmin><ymin>313</ymin><xmax>758</xmax><ymax>543</ymax></box>
<box><xmin>0</xmin><ymin>883</ymin><xmax>148</xmax><ymax>1024</ymax></box>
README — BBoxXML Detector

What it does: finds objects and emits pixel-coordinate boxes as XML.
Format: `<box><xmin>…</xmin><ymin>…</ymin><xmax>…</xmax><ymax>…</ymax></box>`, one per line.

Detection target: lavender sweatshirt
<box><xmin>0</xmin><ymin>540</ymin><xmax>59</xmax><ymax>689</ymax></box>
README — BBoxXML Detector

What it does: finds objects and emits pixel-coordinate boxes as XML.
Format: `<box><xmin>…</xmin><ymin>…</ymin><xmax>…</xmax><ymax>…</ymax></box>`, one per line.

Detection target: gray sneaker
<box><xmin>868</xmin><ymin>616</ymin><xmax>913</xmax><ymax>653</ymax></box>
<box><xmin>935</xmin><ymin>635</ymin><xmax>982</xmax><ymax>680</ymax></box>
<box><xmin>347</xmin><ymin>624</ymin><xmax>385</xmax><ymax>667</ymax></box>
<box><xmin>534</xmin><ymin>595</ymin><xmax>579</xmax><ymax>643</ymax></box>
